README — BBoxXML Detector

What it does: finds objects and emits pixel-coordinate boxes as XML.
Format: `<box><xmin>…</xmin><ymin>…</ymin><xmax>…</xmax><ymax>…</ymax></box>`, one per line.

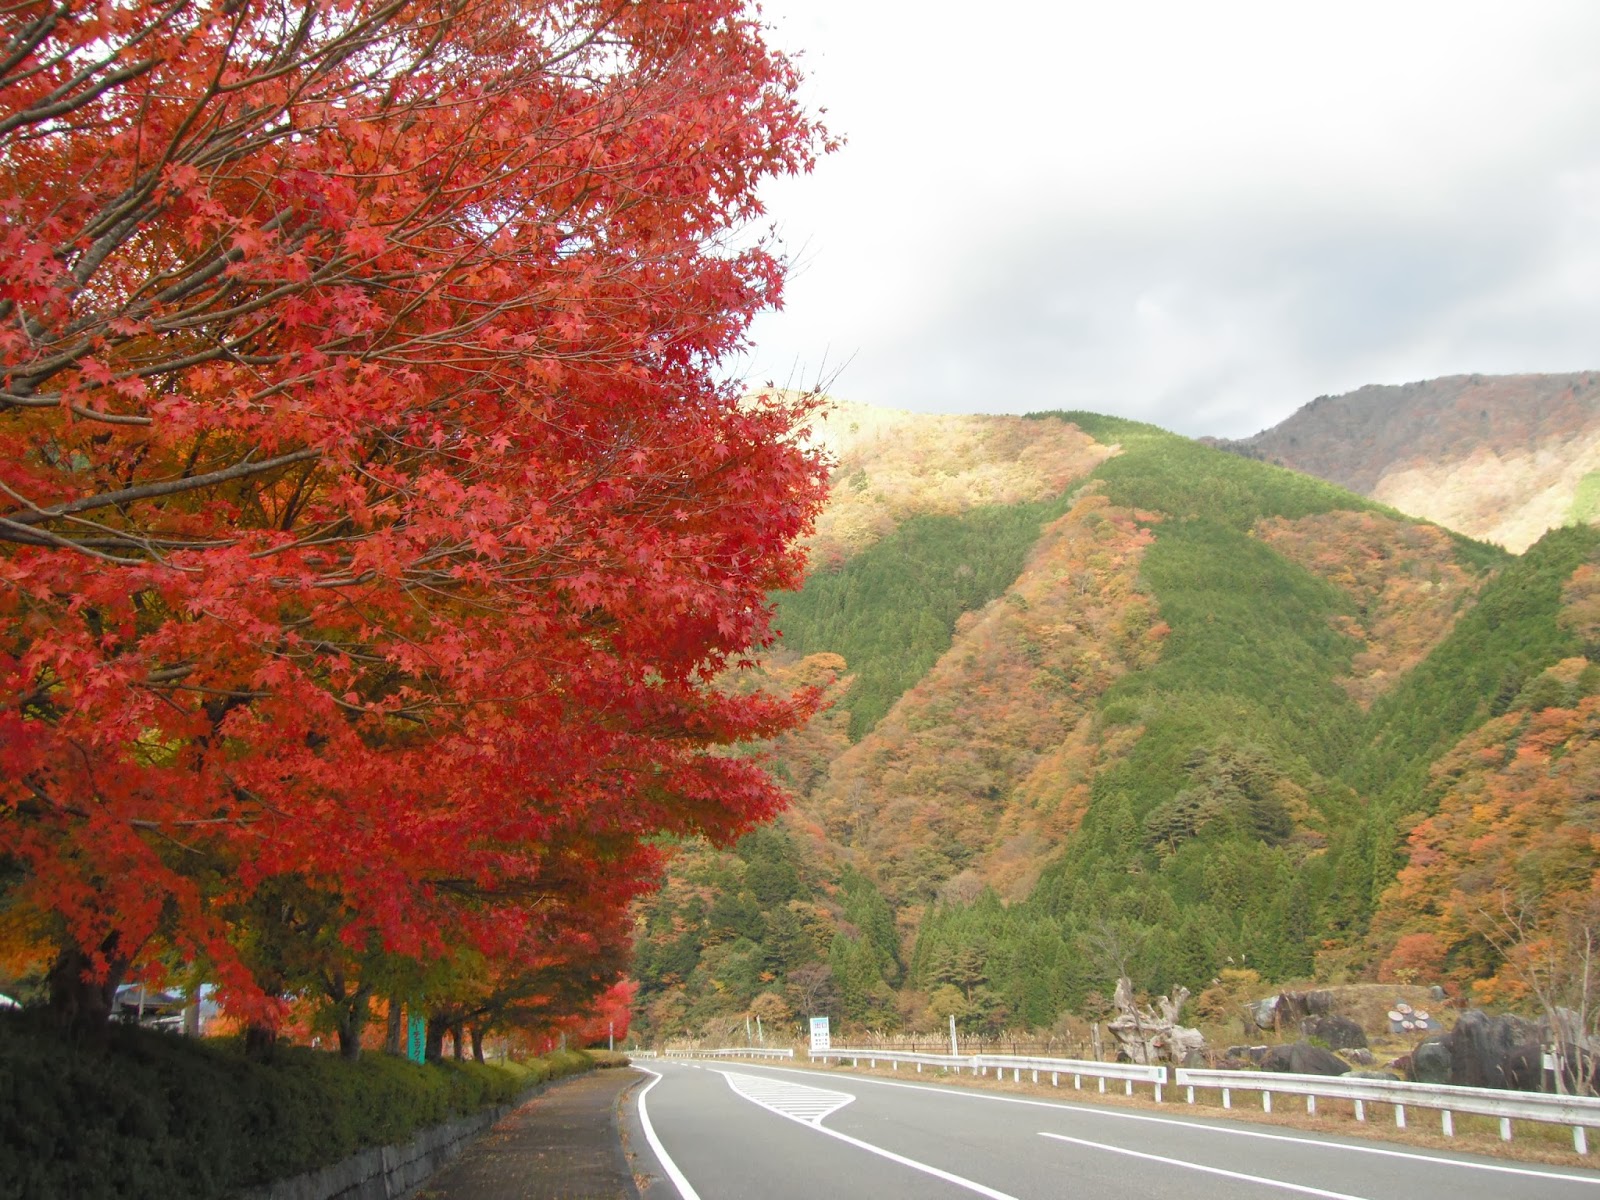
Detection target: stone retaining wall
<box><xmin>235</xmin><ymin>1086</ymin><xmax>543</xmax><ymax>1200</ymax></box>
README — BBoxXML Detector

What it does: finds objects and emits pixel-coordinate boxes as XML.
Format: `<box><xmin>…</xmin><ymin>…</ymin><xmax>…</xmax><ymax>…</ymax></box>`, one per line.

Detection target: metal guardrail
<box><xmin>808</xmin><ymin>1047</ymin><xmax>1166</xmax><ymax>1100</ymax></box>
<box><xmin>974</xmin><ymin>1054</ymin><xmax>1166</xmax><ymax>1099</ymax></box>
<box><xmin>661</xmin><ymin>1044</ymin><xmax>1597</xmax><ymax>1153</ymax></box>
<box><xmin>808</xmin><ymin>1048</ymin><xmax>968</xmax><ymax>1072</ymax></box>
<box><xmin>1173</xmin><ymin>1066</ymin><xmax>1600</xmax><ymax>1153</ymax></box>
<box><xmin>662</xmin><ymin>1046</ymin><xmax>795</xmax><ymax>1060</ymax></box>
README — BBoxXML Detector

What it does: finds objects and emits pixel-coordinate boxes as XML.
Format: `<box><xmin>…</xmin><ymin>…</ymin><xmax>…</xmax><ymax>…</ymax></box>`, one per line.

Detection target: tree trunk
<box><xmin>386</xmin><ymin>997</ymin><xmax>404</xmax><ymax>1056</ymax></box>
<box><xmin>47</xmin><ymin>941</ymin><xmax>126</xmax><ymax>1044</ymax></box>
<box><xmin>471</xmin><ymin>1024</ymin><xmax>485</xmax><ymax>1063</ymax></box>
<box><xmin>451</xmin><ymin>1021</ymin><xmax>465</xmax><ymax>1061</ymax></box>
<box><xmin>244</xmin><ymin>1022</ymin><xmax>278</xmax><ymax>1060</ymax></box>
<box><xmin>1108</xmin><ymin>976</ymin><xmax>1205</xmax><ymax>1065</ymax></box>
<box><xmin>334</xmin><ymin>1007</ymin><xmax>361</xmax><ymax>1060</ymax></box>
<box><xmin>426</xmin><ymin>1014</ymin><xmax>448</xmax><ymax>1063</ymax></box>
<box><xmin>242</xmin><ymin>964</ymin><xmax>289</xmax><ymax>1060</ymax></box>
<box><xmin>333</xmin><ymin>983</ymin><xmax>371</xmax><ymax>1061</ymax></box>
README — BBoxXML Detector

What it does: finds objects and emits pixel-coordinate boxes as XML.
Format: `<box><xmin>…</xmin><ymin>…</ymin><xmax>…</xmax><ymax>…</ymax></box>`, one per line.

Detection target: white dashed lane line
<box><xmin>1040</xmin><ymin>1130</ymin><xmax>1375</xmax><ymax>1200</ymax></box>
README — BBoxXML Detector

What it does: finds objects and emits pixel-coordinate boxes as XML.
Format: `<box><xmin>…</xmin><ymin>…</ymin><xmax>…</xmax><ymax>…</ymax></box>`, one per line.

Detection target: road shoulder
<box><xmin>417</xmin><ymin>1065</ymin><xmax>644</xmax><ymax>1200</ymax></box>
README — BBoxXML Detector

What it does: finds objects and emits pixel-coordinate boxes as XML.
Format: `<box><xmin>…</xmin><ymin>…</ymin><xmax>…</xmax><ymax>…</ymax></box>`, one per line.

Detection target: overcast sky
<box><xmin>732</xmin><ymin>1</ymin><xmax>1600</xmax><ymax>439</ymax></box>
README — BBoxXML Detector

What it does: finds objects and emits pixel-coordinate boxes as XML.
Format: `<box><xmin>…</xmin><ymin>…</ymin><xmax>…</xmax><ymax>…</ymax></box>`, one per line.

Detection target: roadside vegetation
<box><xmin>0</xmin><ymin>1010</ymin><xmax>592</xmax><ymax>1200</ymax></box>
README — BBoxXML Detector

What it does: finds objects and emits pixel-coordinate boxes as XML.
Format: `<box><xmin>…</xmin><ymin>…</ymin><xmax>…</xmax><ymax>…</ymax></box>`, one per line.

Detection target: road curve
<box><xmin>624</xmin><ymin>1060</ymin><xmax>1600</xmax><ymax>1200</ymax></box>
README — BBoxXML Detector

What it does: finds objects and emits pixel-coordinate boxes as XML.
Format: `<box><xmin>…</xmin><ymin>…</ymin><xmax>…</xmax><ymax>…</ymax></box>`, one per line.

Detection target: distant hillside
<box><xmin>1212</xmin><ymin>372</ymin><xmax>1600</xmax><ymax>551</ymax></box>
<box><xmin>793</xmin><ymin>398</ymin><xmax>1111</xmax><ymax>568</ymax></box>
<box><xmin>631</xmin><ymin>402</ymin><xmax>1600</xmax><ymax>1046</ymax></box>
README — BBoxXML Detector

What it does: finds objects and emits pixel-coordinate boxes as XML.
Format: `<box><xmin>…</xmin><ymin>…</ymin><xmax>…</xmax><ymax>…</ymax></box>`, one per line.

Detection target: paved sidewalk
<box><xmin>418</xmin><ymin>1067</ymin><xmax>643</xmax><ymax>1200</ymax></box>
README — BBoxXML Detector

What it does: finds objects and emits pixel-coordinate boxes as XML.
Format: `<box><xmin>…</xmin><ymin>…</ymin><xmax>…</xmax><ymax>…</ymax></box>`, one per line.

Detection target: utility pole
<box><xmin>949</xmin><ymin>1012</ymin><xmax>959</xmax><ymax>1057</ymax></box>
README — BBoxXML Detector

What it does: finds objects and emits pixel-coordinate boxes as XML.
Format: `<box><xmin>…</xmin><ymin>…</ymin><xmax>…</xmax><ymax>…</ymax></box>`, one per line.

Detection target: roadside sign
<box><xmin>809</xmin><ymin>1015</ymin><xmax>830</xmax><ymax>1052</ymax></box>
<box><xmin>407</xmin><ymin>1014</ymin><xmax>427</xmax><ymax>1063</ymax></box>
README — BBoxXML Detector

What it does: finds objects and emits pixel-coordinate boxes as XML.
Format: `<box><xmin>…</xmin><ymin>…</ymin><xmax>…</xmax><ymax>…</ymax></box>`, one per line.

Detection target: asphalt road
<box><xmin>623</xmin><ymin>1060</ymin><xmax>1600</xmax><ymax>1200</ymax></box>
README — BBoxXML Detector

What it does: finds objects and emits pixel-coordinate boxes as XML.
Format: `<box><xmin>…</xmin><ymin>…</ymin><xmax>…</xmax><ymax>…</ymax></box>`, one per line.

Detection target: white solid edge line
<box><xmin>635</xmin><ymin>1065</ymin><xmax>703</xmax><ymax>1200</ymax></box>
<box><xmin>706</xmin><ymin>1067</ymin><xmax>1021</xmax><ymax>1200</ymax></box>
<box><xmin>724</xmin><ymin>1061</ymin><xmax>1600</xmax><ymax>1186</ymax></box>
<box><xmin>1040</xmin><ymin>1131</ymin><xmax>1373</xmax><ymax>1200</ymax></box>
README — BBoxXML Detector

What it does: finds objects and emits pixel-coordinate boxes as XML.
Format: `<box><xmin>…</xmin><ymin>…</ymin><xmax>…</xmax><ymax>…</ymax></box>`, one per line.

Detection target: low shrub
<box><xmin>0</xmin><ymin>1011</ymin><xmax>590</xmax><ymax>1200</ymax></box>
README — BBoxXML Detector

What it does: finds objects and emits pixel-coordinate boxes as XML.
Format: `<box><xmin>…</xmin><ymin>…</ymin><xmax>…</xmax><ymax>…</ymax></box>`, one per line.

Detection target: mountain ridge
<box><xmin>1211</xmin><ymin>371</ymin><xmax>1600</xmax><ymax>551</ymax></box>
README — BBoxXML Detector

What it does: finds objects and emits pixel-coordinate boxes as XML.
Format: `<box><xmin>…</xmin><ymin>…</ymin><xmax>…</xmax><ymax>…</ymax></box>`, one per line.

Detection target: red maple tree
<box><xmin>0</xmin><ymin>0</ymin><xmax>831</xmax><ymax>1041</ymax></box>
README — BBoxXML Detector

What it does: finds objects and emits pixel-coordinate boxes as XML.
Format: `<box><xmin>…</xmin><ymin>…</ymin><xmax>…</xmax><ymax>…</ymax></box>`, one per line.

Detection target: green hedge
<box><xmin>0</xmin><ymin>1011</ymin><xmax>591</xmax><ymax>1200</ymax></box>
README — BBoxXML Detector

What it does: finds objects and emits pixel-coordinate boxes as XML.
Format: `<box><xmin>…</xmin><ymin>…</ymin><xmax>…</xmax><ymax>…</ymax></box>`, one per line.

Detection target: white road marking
<box><xmin>1040</xmin><ymin>1130</ymin><xmax>1375</xmax><ymax>1199</ymax></box>
<box><xmin>635</xmin><ymin>1066</ymin><xmax>703</xmax><ymax>1200</ymax></box>
<box><xmin>721</xmin><ymin>1071</ymin><xmax>854</xmax><ymax>1123</ymax></box>
<box><xmin>732</xmin><ymin>1061</ymin><xmax>1600</xmax><ymax>1186</ymax></box>
<box><xmin>711</xmin><ymin>1068</ymin><xmax>1022</xmax><ymax>1200</ymax></box>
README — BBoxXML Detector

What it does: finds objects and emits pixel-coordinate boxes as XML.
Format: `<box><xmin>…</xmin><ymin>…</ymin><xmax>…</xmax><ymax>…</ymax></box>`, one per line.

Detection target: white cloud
<box><xmin>735</xmin><ymin>0</ymin><xmax>1600</xmax><ymax>437</ymax></box>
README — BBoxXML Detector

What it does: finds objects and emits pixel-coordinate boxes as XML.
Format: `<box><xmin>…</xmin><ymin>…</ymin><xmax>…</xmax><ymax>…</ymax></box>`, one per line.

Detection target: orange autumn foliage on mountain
<box><xmin>0</xmin><ymin>0</ymin><xmax>830</xmax><ymax>1038</ymax></box>
<box><xmin>741</xmin><ymin>652</ymin><xmax>855</xmax><ymax>806</ymax></box>
<box><xmin>1559</xmin><ymin>562</ymin><xmax>1600</xmax><ymax>646</ymax></box>
<box><xmin>815</xmin><ymin>489</ymin><xmax>1163</xmax><ymax>903</ymax></box>
<box><xmin>1370</xmin><ymin>665</ymin><xmax>1600</xmax><ymax>997</ymax></box>
<box><xmin>1254</xmin><ymin>511</ymin><xmax>1481</xmax><ymax>707</ymax></box>
<box><xmin>799</xmin><ymin>404</ymin><xmax>1113</xmax><ymax>567</ymax></box>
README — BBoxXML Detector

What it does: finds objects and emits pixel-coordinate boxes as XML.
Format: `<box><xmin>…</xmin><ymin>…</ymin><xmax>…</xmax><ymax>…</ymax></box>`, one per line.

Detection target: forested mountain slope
<box><xmin>796</xmin><ymin>399</ymin><xmax>1111</xmax><ymax>567</ymax></box>
<box><xmin>631</xmin><ymin>402</ymin><xmax>1600</xmax><ymax>1043</ymax></box>
<box><xmin>1213</xmin><ymin>371</ymin><xmax>1600</xmax><ymax>551</ymax></box>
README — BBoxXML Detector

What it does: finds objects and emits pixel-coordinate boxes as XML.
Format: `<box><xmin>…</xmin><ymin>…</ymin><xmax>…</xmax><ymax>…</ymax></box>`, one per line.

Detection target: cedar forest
<box><xmin>2</xmin><ymin>1</ymin><xmax>1597</xmax><ymax>1066</ymax></box>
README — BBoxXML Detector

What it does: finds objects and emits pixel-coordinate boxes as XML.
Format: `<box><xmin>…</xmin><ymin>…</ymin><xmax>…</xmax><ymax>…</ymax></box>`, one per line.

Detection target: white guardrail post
<box><xmin>1173</xmin><ymin>1067</ymin><xmax>1600</xmax><ymax>1154</ymax></box>
<box><xmin>661</xmin><ymin>1047</ymin><xmax>795</xmax><ymax>1060</ymax></box>
<box><xmin>803</xmin><ymin>1048</ymin><xmax>1165</xmax><ymax>1099</ymax></box>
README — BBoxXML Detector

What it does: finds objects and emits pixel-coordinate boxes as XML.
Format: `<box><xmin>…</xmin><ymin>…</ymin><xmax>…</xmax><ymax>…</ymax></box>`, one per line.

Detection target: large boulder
<box><xmin>1244</xmin><ymin>989</ymin><xmax>1336</xmax><ymax>1035</ymax></box>
<box><xmin>1403</xmin><ymin>1011</ymin><xmax>1543</xmax><ymax>1091</ymax></box>
<box><xmin>1261</xmin><ymin>1041</ymin><xmax>1351</xmax><ymax>1076</ymax></box>
<box><xmin>1276</xmin><ymin>990</ymin><xmax>1334</xmax><ymax>1023</ymax></box>
<box><xmin>1302</xmin><ymin>1014</ymin><xmax>1367</xmax><ymax>1050</ymax></box>
<box><xmin>1409</xmin><ymin>1037</ymin><xmax>1452</xmax><ymax>1084</ymax></box>
<box><xmin>1447</xmin><ymin>1010</ymin><xmax>1543</xmax><ymax>1091</ymax></box>
<box><xmin>1243</xmin><ymin>998</ymin><xmax>1279</xmax><ymax>1033</ymax></box>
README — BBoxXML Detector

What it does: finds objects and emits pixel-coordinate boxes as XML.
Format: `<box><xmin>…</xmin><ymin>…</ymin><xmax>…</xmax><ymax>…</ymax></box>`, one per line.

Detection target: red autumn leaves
<box><xmin>0</xmin><ymin>0</ymin><xmax>831</xmax><ymax>1041</ymax></box>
